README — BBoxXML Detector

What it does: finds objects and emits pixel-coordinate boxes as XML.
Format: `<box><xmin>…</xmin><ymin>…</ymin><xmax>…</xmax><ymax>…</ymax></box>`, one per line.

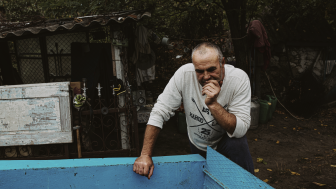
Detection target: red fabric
<box><xmin>248</xmin><ymin>20</ymin><xmax>271</xmax><ymax>70</ymax></box>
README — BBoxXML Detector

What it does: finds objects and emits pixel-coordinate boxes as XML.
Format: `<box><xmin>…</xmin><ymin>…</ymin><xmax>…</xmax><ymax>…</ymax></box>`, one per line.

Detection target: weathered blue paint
<box><xmin>0</xmin><ymin>148</ymin><xmax>274</xmax><ymax>188</ymax></box>
<box><xmin>0</xmin><ymin>155</ymin><xmax>206</xmax><ymax>189</ymax></box>
<box><xmin>0</xmin><ymin>88</ymin><xmax>23</xmax><ymax>99</ymax></box>
<box><xmin>0</xmin><ymin>97</ymin><xmax>61</xmax><ymax>132</ymax></box>
<box><xmin>0</xmin><ymin>82</ymin><xmax>72</xmax><ymax>146</ymax></box>
<box><xmin>203</xmin><ymin>147</ymin><xmax>274</xmax><ymax>189</ymax></box>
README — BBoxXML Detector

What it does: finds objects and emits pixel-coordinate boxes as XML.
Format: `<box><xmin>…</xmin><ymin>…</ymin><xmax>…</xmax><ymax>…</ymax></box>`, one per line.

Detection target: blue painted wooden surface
<box><xmin>0</xmin><ymin>155</ymin><xmax>205</xmax><ymax>189</ymax></box>
<box><xmin>203</xmin><ymin>147</ymin><xmax>274</xmax><ymax>189</ymax></box>
<box><xmin>0</xmin><ymin>148</ymin><xmax>274</xmax><ymax>188</ymax></box>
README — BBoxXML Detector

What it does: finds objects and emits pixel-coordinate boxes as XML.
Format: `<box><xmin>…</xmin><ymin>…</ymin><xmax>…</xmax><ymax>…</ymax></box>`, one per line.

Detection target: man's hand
<box><xmin>133</xmin><ymin>155</ymin><xmax>154</xmax><ymax>179</ymax></box>
<box><xmin>202</xmin><ymin>80</ymin><xmax>222</xmax><ymax>106</ymax></box>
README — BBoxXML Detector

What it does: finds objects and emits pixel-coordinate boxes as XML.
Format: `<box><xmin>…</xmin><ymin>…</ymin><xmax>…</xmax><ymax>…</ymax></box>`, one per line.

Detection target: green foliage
<box><xmin>0</xmin><ymin>0</ymin><xmax>43</xmax><ymax>22</ymax></box>
<box><xmin>0</xmin><ymin>0</ymin><xmax>230</xmax><ymax>39</ymax></box>
<box><xmin>0</xmin><ymin>0</ymin><xmax>335</xmax><ymax>39</ymax></box>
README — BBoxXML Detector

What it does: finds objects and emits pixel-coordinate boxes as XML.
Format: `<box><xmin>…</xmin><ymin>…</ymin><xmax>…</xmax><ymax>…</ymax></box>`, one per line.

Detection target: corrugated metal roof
<box><xmin>0</xmin><ymin>11</ymin><xmax>151</xmax><ymax>39</ymax></box>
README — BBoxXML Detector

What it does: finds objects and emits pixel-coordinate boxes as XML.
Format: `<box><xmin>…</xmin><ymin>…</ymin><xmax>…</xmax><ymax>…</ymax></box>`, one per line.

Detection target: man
<box><xmin>133</xmin><ymin>42</ymin><xmax>254</xmax><ymax>179</ymax></box>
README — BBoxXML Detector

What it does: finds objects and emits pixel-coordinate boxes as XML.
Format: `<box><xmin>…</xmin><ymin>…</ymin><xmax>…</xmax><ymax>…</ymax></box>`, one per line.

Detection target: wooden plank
<box><xmin>70</xmin><ymin>82</ymin><xmax>81</xmax><ymax>93</ymax></box>
<box><xmin>0</xmin><ymin>131</ymin><xmax>72</xmax><ymax>146</ymax></box>
<box><xmin>0</xmin><ymin>82</ymin><xmax>69</xmax><ymax>98</ymax></box>
<box><xmin>0</xmin><ymin>82</ymin><xmax>72</xmax><ymax>146</ymax></box>
<box><xmin>39</xmin><ymin>36</ymin><xmax>50</xmax><ymax>83</ymax></box>
<box><xmin>0</xmin><ymin>97</ymin><xmax>61</xmax><ymax>132</ymax></box>
<box><xmin>59</xmin><ymin>96</ymin><xmax>71</xmax><ymax>132</ymax></box>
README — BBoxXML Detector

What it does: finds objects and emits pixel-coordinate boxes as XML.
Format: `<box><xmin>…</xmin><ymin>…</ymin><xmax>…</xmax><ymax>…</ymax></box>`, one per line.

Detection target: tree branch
<box><xmin>213</xmin><ymin>1</ymin><xmax>225</xmax><ymax>10</ymax></box>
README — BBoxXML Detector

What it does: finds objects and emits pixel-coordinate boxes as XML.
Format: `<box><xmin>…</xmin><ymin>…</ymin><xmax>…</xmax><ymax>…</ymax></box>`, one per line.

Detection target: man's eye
<box><xmin>196</xmin><ymin>70</ymin><xmax>204</xmax><ymax>73</ymax></box>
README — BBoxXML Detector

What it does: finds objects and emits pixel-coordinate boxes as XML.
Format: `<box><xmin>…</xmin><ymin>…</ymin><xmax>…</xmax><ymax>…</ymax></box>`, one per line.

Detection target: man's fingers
<box><xmin>205</xmin><ymin>80</ymin><xmax>220</xmax><ymax>87</ymax></box>
<box><xmin>203</xmin><ymin>82</ymin><xmax>220</xmax><ymax>91</ymax></box>
<box><xmin>203</xmin><ymin>87</ymin><xmax>215</xmax><ymax>94</ymax></box>
<box><xmin>136</xmin><ymin>164</ymin><xmax>143</xmax><ymax>175</ymax></box>
<box><xmin>143</xmin><ymin>165</ymin><xmax>150</xmax><ymax>177</ymax></box>
<box><xmin>135</xmin><ymin>164</ymin><xmax>140</xmax><ymax>174</ymax></box>
<box><xmin>148</xmin><ymin>165</ymin><xmax>154</xmax><ymax>179</ymax></box>
<box><xmin>202</xmin><ymin>89</ymin><xmax>214</xmax><ymax>98</ymax></box>
<box><xmin>207</xmin><ymin>83</ymin><xmax>216</xmax><ymax>91</ymax></box>
<box><xmin>133</xmin><ymin>155</ymin><xmax>154</xmax><ymax>178</ymax></box>
<box><xmin>138</xmin><ymin>167</ymin><xmax>144</xmax><ymax>175</ymax></box>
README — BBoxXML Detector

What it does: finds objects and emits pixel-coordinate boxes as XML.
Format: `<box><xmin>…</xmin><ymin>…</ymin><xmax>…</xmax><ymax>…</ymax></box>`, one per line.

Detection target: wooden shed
<box><xmin>0</xmin><ymin>10</ymin><xmax>151</xmax><ymax>160</ymax></box>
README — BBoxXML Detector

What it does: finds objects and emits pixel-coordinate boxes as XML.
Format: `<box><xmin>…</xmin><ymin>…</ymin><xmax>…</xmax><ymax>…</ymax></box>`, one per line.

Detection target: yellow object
<box><xmin>263</xmin><ymin>179</ymin><xmax>269</xmax><ymax>183</ymax></box>
<box><xmin>289</xmin><ymin>170</ymin><xmax>300</xmax><ymax>175</ymax></box>
<box><xmin>113</xmin><ymin>84</ymin><xmax>125</xmax><ymax>95</ymax></box>
<box><xmin>255</xmin><ymin>169</ymin><xmax>259</xmax><ymax>173</ymax></box>
<box><xmin>267</xmin><ymin>169</ymin><xmax>272</xmax><ymax>171</ymax></box>
<box><xmin>113</xmin><ymin>84</ymin><xmax>121</xmax><ymax>91</ymax></box>
<box><xmin>313</xmin><ymin>182</ymin><xmax>326</xmax><ymax>186</ymax></box>
<box><xmin>257</xmin><ymin>158</ymin><xmax>263</xmax><ymax>163</ymax></box>
<box><xmin>276</xmin><ymin>141</ymin><xmax>280</xmax><ymax>144</ymax></box>
<box><xmin>117</xmin><ymin>91</ymin><xmax>126</xmax><ymax>95</ymax></box>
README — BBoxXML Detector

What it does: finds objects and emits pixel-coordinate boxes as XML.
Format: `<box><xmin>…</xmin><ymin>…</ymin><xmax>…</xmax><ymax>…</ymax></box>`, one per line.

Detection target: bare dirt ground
<box><xmin>138</xmin><ymin>106</ymin><xmax>336</xmax><ymax>189</ymax></box>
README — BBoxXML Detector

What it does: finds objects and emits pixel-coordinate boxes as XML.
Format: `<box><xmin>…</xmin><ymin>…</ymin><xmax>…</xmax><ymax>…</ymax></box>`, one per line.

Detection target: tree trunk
<box><xmin>221</xmin><ymin>0</ymin><xmax>249</xmax><ymax>73</ymax></box>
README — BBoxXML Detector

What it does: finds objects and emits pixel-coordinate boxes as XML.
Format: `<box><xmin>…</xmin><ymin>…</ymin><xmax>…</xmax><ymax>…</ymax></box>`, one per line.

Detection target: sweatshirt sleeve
<box><xmin>227</xmin><ymin>76</ymin><xmax>251</xmax><ymax>138</ymax></box>
<box><xmin>147</xmin><ymin>67</ymin><xmax>184</xmax><ymax>129</ymax></box>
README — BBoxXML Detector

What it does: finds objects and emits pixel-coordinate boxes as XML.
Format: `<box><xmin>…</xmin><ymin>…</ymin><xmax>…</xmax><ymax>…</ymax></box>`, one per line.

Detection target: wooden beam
<box><xmin>39</xmin><ymin>36</ymin><xmax>50</xmax><ymax>82</ymax></box>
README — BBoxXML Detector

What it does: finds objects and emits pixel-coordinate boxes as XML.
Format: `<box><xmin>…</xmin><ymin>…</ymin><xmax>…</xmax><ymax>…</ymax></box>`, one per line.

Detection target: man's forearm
<box><xmin>141</xmin><ymin>125</ymin><xmax>161</xmax><ymax>157</ymax></box>
<box><xmin>207</xmin><ymin>102</ymin><xmax>236</xmax><ymax>135</ymax></box>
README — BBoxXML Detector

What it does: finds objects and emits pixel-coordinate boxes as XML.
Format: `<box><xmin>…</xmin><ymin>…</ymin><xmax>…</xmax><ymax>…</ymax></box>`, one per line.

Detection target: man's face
<box><xmin>192</xmin><ymin>48</ymin><xmax>224</xmax><ymax>86</ymax></box>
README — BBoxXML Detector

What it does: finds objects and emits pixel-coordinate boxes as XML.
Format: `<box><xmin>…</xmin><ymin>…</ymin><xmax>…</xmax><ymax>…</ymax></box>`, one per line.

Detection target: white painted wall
<box><xmin>113</xmin><ymin>31</ymin><xmax>130</xmax><ymax>150</ymax></box>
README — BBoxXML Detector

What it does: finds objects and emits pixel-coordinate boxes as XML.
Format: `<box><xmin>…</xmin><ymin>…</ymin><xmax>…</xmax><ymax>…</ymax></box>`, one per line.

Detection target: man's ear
<box><xmin>222</xmin><ymin>57</ymin><xmax>225</xmax><ymax>67</ymax></box>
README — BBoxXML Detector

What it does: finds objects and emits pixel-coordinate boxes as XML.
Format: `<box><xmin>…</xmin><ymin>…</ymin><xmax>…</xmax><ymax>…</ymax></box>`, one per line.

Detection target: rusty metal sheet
<box><xmin>0</xmin><ymin>82</ymin><xmax>72</xmax><ymax>146</ymax></box>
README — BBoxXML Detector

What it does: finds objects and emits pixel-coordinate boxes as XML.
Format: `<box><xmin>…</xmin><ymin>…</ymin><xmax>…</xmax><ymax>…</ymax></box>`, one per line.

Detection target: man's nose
<box><xmin>204</xmin><ymin>71</ymin><xmax>211</xmax><ymax>80</ymax></box>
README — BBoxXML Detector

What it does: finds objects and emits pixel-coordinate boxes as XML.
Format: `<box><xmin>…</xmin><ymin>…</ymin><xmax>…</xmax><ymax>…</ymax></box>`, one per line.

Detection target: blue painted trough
<box><xmin>0</xmin><ymin>147</ymin><xmax>273</xmax><ymax>189</ymax></box>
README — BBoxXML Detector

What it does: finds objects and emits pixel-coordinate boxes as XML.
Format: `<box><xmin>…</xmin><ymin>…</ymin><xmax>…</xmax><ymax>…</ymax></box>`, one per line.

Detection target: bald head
<box><xmin>191</xmin><ymin>42</ymin><xmax>223</xmax><ymax>66</ymax></box>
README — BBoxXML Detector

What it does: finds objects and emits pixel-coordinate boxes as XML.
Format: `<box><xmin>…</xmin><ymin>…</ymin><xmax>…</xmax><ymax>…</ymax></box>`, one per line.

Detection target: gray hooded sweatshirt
<box><xmin>147</xmin><ymin>63</ymin><xmax>251</xmax><ymax>151</ymax></box>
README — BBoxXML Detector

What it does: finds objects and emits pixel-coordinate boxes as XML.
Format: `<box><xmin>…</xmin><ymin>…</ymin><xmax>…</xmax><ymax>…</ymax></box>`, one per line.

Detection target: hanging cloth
<box><xmin>136</xmin><ymin>49</ymin><xmax>156</xmax><ymax>86</ymax></box>
<box><xmin>248</xmin><ymin>20</ymin><xmax>271</xmax><ymax>70</ymax></box>
<box><xmin>132</xmin><ymin>25</ymin><xmax>152</xmax><ymax>65</ymax></box>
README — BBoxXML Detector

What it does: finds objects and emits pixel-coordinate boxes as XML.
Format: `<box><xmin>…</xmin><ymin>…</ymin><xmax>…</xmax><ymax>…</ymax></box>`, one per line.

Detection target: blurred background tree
<box><xmin>0</xmin><ymin>0</ymin><xmax>335</xmax><ymax>72</ymax></box>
